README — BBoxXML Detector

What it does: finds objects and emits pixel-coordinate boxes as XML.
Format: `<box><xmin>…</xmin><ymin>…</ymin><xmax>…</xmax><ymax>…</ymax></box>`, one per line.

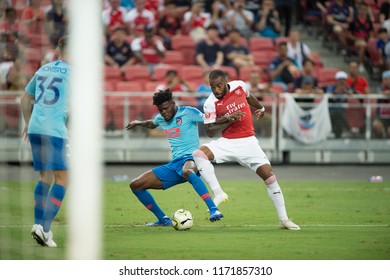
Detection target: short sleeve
<box><xmin>203</xmin><ymin>100</ymin><xmax>216</xmax><ymax>124</ymax></box>
<box><xmin>25</xmin><ymin>74</ymin><xmax>37</xmax><ymax>96</ymax></box>
<box><xmin>185</xmin><ymin>106</ymin><xmax>204</xmax><ymax>123</ymax></box>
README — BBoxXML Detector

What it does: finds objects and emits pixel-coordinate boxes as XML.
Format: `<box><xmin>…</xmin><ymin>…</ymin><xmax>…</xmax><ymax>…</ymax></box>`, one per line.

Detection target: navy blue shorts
<box><xmin>29</xmin><ymin>134</ymin><xmax>69</xmax><ymax>171</ymax></box>
<box><xmin>152</xmin><ymin>155</ymin><xmax>194</xmax><ymax>190</ymax></box>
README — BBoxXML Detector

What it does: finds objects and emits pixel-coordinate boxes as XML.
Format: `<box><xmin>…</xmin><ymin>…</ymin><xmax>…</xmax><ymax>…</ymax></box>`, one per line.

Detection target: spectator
<box><xmin>269</xmin><ymin>42</ymin><xmax>299</xmax><ymax>91</ymax></box>
<box><xmin>6</xmin><ymin>57</ymin><xmax>29</xmax><ymax>90</ymax></box>
<box><xmin>20</xmin><ymin>0</ymin><xmax>46</xmax><ymax>35</ymax></box>
<box><xmin>376</xmin><ymin>27</ymin><xmax>390</xmax><ymax>70</ymax></box>
<box><xmin>196</xmin><ymin>70</ymin><xmax>212</xmax><ymax>110</ymax></box>
<box><xmin>47</xmin><ymin>0</ymin><xmax>67</xmax><ymax>46</ymax></box>
<box><xmin>293</xmin><ymin>58</ymin><xmax>318</xmax><ymax>91</ymax></box>
<box><xmin>125</xmin><ymin>0</ymin><xmax>155</xmax><ymax>37</ymax></box>
<box><xmin>105</xmin><ymin>26</ymin><xmax>135</xmax><ymax>72</ymax></box>
<box><xmin>275</xmin><ymin>0</ymin><xmax>294</xmax><ymax>37</ymax></box>
<box><xmin>326</xmin><ymin>0</ymin><xmax>353</xmax><ymax>56</ymax></box>
<box><xmin>0</xmin><ymin>7</ymin><xmax>19</xmax><ymax>37</ymax></box>
<box><xmin>372</xmin><ymin>70</ymin><xmax>390</xmax><ymax>138</ymax></box>
<box><xmin>347</xmin><ymin>1</ymin><xmax>373</xmax><ymax>72</ymax></box>
<box><xmin>102</xmin><ymin>0</ymin><xmax>127</xmax><ymax>38</ymax></box>
<box><xmin>155</xmin><ymin>69</ymin><xmax>194</xmax><ymax>93</ymax></box>
<box><xmin>225</xmin><ymin>0</ymin><xmax>254</xmax><ymax>39</ymax></box>
<box><xmin>287</xmin><ymin>29</ymin><xmax>312</xmax><ymax>70</ymax></box>
<box><xmin>209</xmin><ymin>0</ymin><xmax>229</xmax><ymax>39</ymax></box>
<box><xmin>245</xmin><ymin>69</ymin><xmax>270</xmax><ymax>98</ymax></box>
<box><xmin>294</xmin><ymin>75</ymin><xmax>323</xmax><ymax>94</ymax></box>
<box><xmin>256</xmin><ymin>0</ymin><xmax>281</xmax><ymax>38</ymax></box>
<box><xmin>183</xmin><ymin>0</ymin><xmax>210</xmax><ymax>42</ymax></box>
<box><xmin>223</xmin><ymin>28</ymin><xmax>254</xmax><ymax>70</ymax></box>
<box><xmin>380</xmin><ymin>0</ymin><xmax>390</xmax><ymax>24</ymax></box>
<box><xmin>131</xmin><ymin>24</ymin><xmax>165</xmax><ymax>73</ymax></box>
<box><xmin>158</xmin><ymin>1</ymin><xmax>182</xmax><ymax>50</ymax></box>
<box><xmin>346</xmin><ymin>60</ymin><xmax>369</xmax><ymax>94</ymax></box>
<box><xmin>326</xmin><ymin>71</ymin><xmax>353</xmax><ymax>138</ymax></box>
<box><xmin>195</xmin><ymin>24</ymin><xmax>224</xmax><ymax>71</ymax></box>
<box><xmin>121</xmin><ymin>0</ymin><xmax>135</xmax><ymax>11</ymax></box>
<box><xmin>306</xmin><ymin>0</ymin><xmax>327</xmax><ymax>20</ymax></box>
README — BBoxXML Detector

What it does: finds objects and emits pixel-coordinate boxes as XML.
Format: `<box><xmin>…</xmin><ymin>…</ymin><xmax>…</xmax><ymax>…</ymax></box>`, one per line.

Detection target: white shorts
<box><xmin>203</xmin><ymin>136</ymin><xmax>270</xmax><ymax>172</ymax></box>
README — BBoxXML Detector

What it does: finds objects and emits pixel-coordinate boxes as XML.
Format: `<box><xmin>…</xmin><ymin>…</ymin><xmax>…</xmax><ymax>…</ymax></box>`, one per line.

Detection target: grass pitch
<box><xmin>1</xmin><ymin>179</ymin><xmax>389</xmax><ymax>260</ymax></box>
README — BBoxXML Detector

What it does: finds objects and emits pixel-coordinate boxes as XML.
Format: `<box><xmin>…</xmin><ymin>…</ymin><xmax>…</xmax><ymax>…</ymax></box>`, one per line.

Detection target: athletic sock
<box><xmin>264</xmin><ymin>175</ymin><xmax>288</xmax><ymax>221</ymax></box>
<box><xmin>193</xmin><ymin>149</ymin><xmax>224</xmax><ymax>196</ymax></box>
<box><xmin>33</xmin><ymin>181</ymin><xmax>51</xmax><ymax>225</ymax></box>
<box><xmin>132</xmin><ymin>190</ymin><xmax>166</xmax><ymax>221</ymax></box>
<box><xmin>187</xmin><ymin>173</ymin><xmax>216</xmax><ymax>211</ymax></box>
<box><xmin>42</xmin><ymin>184</ymin><xmax>66</xmax><ymax>232</ymax></box>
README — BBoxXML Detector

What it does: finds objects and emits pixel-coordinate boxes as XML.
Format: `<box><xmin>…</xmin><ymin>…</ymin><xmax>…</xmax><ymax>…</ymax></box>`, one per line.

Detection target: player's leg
<box><xmin>130</xmin><ymin>169</ymin><xmax>171</xmax><ymax>226</ymax></box>
<box><xmin>34</xmin><ymin>171</ymin><xmax>53</xmax><ymax>226</ymax></box>
<box><xmin>192</xmin><ymin>145</ymin><xmax>228</xmax><ymax>206</ymax></box>
<box><xmin>256</xmin><ymin>164</ymin><xmax>300</xmax><ymax>230</ymax></box>
<box><xmin>181</xmin><ymin>160</ymin><xmax>223</xmax><ymax>222</ymax></box>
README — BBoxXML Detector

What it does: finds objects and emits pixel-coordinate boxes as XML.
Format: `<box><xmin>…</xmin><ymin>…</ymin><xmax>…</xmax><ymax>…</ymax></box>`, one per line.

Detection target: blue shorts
<box><xmin>152</xmin><ymin>155</ymin><xmax>194</xmax><ymax>190</ymax></box>
<box><xmin>29</xmin><ymin>134</ymin><xmax>69</xmax><ymax>171</ymax></box>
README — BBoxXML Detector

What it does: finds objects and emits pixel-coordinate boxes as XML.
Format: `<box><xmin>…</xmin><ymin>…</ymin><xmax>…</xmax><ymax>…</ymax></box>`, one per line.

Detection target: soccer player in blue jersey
<box><xmin>125</xmin><ymin>89</ymin><xmax>224</xmax><ymax>226</ymax></box>
<box><xmin>21</xmin><ymin>36</ymin><xmax>69</xmax><ymax>247</ymax></box>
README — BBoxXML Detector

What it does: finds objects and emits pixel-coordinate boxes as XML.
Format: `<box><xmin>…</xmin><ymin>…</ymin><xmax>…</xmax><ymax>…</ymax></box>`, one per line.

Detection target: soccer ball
<box><xmin>172</xmin><ymin>209</ymin><xmax>193</xmax><ymax>231</ymax></box>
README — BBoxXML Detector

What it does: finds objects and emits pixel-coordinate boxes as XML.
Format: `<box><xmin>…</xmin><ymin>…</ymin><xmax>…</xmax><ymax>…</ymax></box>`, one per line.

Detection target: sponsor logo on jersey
<box><xmin>176</xmin><ymin>117</ymin><xmax>182</xmax><ymax>125</ymax></box>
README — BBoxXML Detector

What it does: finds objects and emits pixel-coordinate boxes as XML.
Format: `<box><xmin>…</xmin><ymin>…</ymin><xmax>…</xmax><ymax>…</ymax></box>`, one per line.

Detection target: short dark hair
<box><xmin>378</xmin><ymin>27</ymin><xmax>388</xmax><ymax>34</ymax></box>
<box><xmin>206</xmin><ymin>24</ymin><xmax>218</xmax><ymax>31</ymax></box>
<box><xmin>209</xmin><ymin>69</ymin><xmax>226</xmax><ymax>80</ymax></box>
<box><xmin>153</xmin><ymin>89</ymin><xmax>173</xmax><ymax>106</ymax></box>
<box><xmin>302</xmin><ymin>57</ymin><xmax>315</xmax><ymax>67</ymax></box>
<box><xmin>57</xmin><ymin>35</ymin><xmax>68</xmax><ymax>55</ymax></box>
<box><xmin>278</xmin><ymin>42</ymin><xmax>287</xmax><ymax>48</ymax></box>
<box><xmin>166</xmin><ymin>70</ymin><xmax>178</xmax><ymax>76</ymax></box>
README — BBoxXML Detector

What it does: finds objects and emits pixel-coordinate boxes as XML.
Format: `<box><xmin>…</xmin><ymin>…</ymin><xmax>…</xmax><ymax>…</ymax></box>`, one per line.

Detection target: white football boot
<box><xmin>280</xmin><ymin>219</ymin><xmax>301</xmax><ymax>230</ymax></box>
<box><xmin>32</xmin><ymin>224</ymin><xmax>57</xmax><ymax>247</ymax></box>
<box><xmin>213</xmin><ymin>192</ymin><xmax>229</xmax><ymax>207</ymax></box>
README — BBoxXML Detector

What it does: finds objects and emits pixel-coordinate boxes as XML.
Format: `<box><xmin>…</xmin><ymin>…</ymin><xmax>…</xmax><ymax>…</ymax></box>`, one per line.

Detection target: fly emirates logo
<box><xmin>226</xmin><ymin>102</ymin><xmax>246</xmax><ymax>114</ymax></box>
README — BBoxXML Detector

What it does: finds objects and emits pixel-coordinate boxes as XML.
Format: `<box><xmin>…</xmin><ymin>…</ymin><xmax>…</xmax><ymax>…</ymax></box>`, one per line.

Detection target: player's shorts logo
<box><xmin>176</xmin><ymin>117</ymin><xmax>182</xmax><ymax>125</ymax></box>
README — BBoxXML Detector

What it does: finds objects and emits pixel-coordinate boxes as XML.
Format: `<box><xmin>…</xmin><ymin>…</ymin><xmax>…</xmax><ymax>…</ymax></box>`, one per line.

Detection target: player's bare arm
<box><xmin>125</xmin><ymin>120</ymin><xmax>158</xmax><ymax>130</ymax></box>
<box><xmin>205</xmin><ymin>111</ymin><xmax>245</xmax><ymax>137</ymax></box>
<box><xmin>247</xmin><ymin>94</ymin><xmax>265</xmax><ymax>120</ymax></box>
<box><xmin>21</xmin><ymin>92</ymin><xmax>34</xmax><ymax>142</ymax></box>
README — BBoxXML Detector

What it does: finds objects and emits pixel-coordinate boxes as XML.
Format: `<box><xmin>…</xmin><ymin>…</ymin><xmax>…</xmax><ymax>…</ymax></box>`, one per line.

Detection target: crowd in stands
<box><xmin>0</xmin><ymin>0</ymin><xmax>389</xmax><ymax>138</ymax></box>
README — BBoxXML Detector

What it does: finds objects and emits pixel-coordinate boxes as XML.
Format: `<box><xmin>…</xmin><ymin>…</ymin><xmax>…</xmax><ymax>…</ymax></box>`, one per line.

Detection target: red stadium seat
<box><xmin>179</xmin><ymin>65</ymin><xmax>204</xmax><ymax>85</ymax></box>
<box><xmin>249</xmin><ymin>37</ymin><xmax>274</xmax><ymax>52</ymax></box>
<box><xmin>144</xmin><ymin>81</ymin><xmax>161</xmax><ymax>92</ymax></box>
<box><xmin>214</xmin><ymin>66</ymin><xmax>238</xmax><ymax>80</ymax></box>
<box><xmin>367</xmin><ymin>38</ymin><xmax>380</xmax><ymax>66</ymax></box>
<box><xmin>345</xmin><ymin>98</ymin><xmax>365</xmax><ymax>129</ymax></box>
<box><xmin>104</xmin><ymin>81</ymin><xmax>115</xmax><ymax>92</ymax></box>
<box><xmin>252</xmin><ymin>51</ymin><xmax>275</xmax><ymax>68</ymax></box>
<box><xmin>24</xmin><ymin>48</ymin><xmax>42</xmax><ymax>70</ymax></box>
<box><xmin>115</xmin><ymin>81</ymin><xmax>144</xmax><ymax>92</ymax></box>
<box><xmin>104</xmin><ymin>66</ymin><xmax>123</xmax><ymax>84</ymax></box>
<box><xmin>316</xmin><ymin>67</ymin><xmax>339</xmax><ymax>89</ymax></box>
<box><xmin>153</xmin><ymin>65</ymin><xmax>177</xmax><ymax>81</ymax></box>
<box><xmin>161</xmin><ymin>50</ymin><xmax>185</xmax><ymax>66</ymax></box>
<box><xmin>171</xmin><ymin>35</ymin><xmax>196</xmax><ymax>64</ymax></box>
<box><xmin>123</xmin><ymin>65</ymin><xmax>152</xmax><ymax>83</ymax></box>
<box><xmin>310</xmin><ymin>52</ymin><xmax>324</xmax><ymax>68</ymax></box>
<box><xmin>239</xmin><ymin>65</ymin><xmax>262</xmax><ymax>81</ymax></box>
<box><xmin>274</xmin><ymin>37</ymin><xmax>290</xmax><ymax>46</ymax></box>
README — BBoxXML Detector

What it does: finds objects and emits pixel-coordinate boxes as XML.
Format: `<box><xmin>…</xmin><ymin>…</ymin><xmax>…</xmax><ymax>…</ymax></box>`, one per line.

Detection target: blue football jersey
<box><xmin>25</xmin><ymin>60</ymin><xmax>70</xmax><ymax>139</ymax></box>
<box><xmin>153</xmin><ymin>106</ymin><xmax>204</xmax><ymax>160</ymax></box>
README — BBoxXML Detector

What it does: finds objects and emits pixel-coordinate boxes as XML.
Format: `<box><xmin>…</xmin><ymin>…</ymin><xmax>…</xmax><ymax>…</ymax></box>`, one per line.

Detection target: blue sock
<box><xmin>133</xmin><ymin>190</ymin><xmax>166</xmax><ymax>221</ymax></box>
<box><xmin>42</xmin><ymin>184</ymin><xmax>66</xmax><ymax>232</ymax></box>
<box><xmin>34</xmin><ymin>181</ymin><xmax>51</xmax><ymax>225</ymax></box>
<box><xmin>187</xmin><ymin>173</ymin><xmax>216</xmax><ymax>211</ymax></box>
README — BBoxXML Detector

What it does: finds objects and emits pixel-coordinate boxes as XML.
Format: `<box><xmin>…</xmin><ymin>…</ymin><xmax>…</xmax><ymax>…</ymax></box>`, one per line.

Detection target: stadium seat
<box><xmin>144</xmin><ymin>81</ymin><xmax>161</xmax><ymax>92</ymax></box>
<box><xmin>367</xmin><ymin>38</ymin><xmax>380</xmax><ymax>67</ymax></box>
<box><xmin>345</xmin><ymin>98</ymin><xmax>365</xmax><ymax>130</ymax></box>
<box><xmin>153</xmin><ymin>65</ymin><xmax>176</xmax><ymax>81</ymax></box>
<box><xmin>104</xmin><ymin>66</ymin><xmax>123</xmax><ymax>84</ymax></box>
<box><xmin>171</xmin><ymin>35</ymin><xmax>196</xmax><ymax>64</ymax></box>
<box><xmin>24</xmin><ymin>48</ymin><xmax>42</xmax><ymax>70</ymax></box>
<box><xmin>104</xmin><ymin>81</ymin><xmax>115</xmax><ymax>92</ymax></box>
<box><xmin>252</xmin><ymin>51</ymin><xmax>275</xmax><ymax>69</ymax></box>
<box><xmin>27</xmin><ymin>33</ymin><xmax>50</xmax><ymax>48</ymax></box>
<box><xmin>310</xmin><ymin>52</ymin><xmax>324</xmax><ymax>68</ymax></box>
<box><xmin>115</xmin><ymin>81</ymin><xmax>144</xmax><ymax>92</ymax></box>
<box><xmin>123</xmin><ymin>65</ymin><xmax>152</xmax><ymax>83</ymax></box>
<box><xmin>214</xmin><ymin>66</ymin><xmax>238</xmax><ymax>80</ymax></box>
<box><xmin>249</xmin><ymin>37</ymin><xmax>274</xmax><ymax>52</ymax></box>
<box><xmin>161</xmin><ymin>50</ymin><xmax>185</xmax><ymax>66</ymax></box>
<box><xmin>178</xmin><ymin>96</ymin><xmax>198</xmax><ymax>107</ymax></box>
<box><xmin>179</xmin><ymin>65</ymin><xmax>204</xmax><ymax>85</ymax></box>
<box><xmin>270</xmin><ymin>83</ymin><xmax>286</xmax><ymax>94</ymax></box>
<box><xmin>274</xmin><ymin>37</ymin><xmax>290</xmax><ymax>46</ymax></box>
<box><xmin>316</xmin><ymin>67</ymin><xmax>339</xmax><ymax>89</ymax></box>
<box><xmin>223</xmin><ymin>36</ymin><xmax>249</xmax><ymax>48</ymax></box>
<box><xmin>239</xmin><ymin>65</ymin><xmax>262</xmax><ymax>81</ymax></box>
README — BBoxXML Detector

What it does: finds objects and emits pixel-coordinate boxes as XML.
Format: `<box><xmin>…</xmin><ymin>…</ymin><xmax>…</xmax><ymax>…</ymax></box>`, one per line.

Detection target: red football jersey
<box><xmin>204</xmin><ymin>80</ymin><xmax>255</xmax><ymax>139</ymax></box>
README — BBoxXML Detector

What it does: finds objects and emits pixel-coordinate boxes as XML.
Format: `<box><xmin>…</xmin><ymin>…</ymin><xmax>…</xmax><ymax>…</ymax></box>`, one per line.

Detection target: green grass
<box><xmin>1</xmin><ymin>180</ymin><xmax>390</xmax><ymax>260</ymax></box>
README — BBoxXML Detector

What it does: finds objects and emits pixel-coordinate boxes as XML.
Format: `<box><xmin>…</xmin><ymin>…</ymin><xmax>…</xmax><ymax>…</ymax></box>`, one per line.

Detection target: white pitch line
<box><xmin>0</xmin><ymin>224</ymin><xmax>389</xmax><ymax>229</ymax></box>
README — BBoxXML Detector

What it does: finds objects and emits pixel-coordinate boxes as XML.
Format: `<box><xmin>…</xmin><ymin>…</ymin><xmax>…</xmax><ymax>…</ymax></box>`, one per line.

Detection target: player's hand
<box><xmin>226</xmin><ymin>111</ymin><xmax>245</xmax><ymax>122</ymax></box>
<box><xmin>125</xmin><ymin>120</ymin><xmax>141</xmax><ymax>130</ymax></box>
<box><xmin>254</xmin><ymin>109</ymin><xmax>265</xmax><ymax>120</ymax></box>
<box><xmin>22</xmin><ymin>126</ymin><xmax>29</xmax><ymax>143</ymax></box>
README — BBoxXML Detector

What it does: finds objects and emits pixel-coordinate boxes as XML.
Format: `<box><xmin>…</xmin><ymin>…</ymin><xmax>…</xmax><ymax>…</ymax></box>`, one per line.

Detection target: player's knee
<box><xmin>130</xmin><ymin>179</ymin><xmax>141</xmax><ymax>191</ymax></box>
<box><xmin>192</xmin><ymin>149</ymin><xmax>208</xmax><ymax>159</ymax></box>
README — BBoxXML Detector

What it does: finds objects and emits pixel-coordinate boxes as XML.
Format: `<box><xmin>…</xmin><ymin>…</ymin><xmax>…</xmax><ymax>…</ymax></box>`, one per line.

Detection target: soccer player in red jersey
<box><xmin>192</xmin><ymin>69</ymin><xmax>300</xmax><ymax>230</ymax></box>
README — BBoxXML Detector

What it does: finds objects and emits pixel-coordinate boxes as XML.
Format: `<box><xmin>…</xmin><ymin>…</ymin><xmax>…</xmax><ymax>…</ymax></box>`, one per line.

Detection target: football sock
<box><xmin>42</xmin><ymin>184</ymin><xmax>66</xmax><ymax>232</ymax></box>
<box><xmin>193</xmin><ymin>149</ymin><xmax>224</xmax><ymax>196</ymax></box>
<box><xmin>33</xmin><ymin>181</ymin><xmax>51</xmax><ymax>225</ymax></box>
<box><xmin>264</xmin><ymin>175</ymin><xmax>288</xmax><ymax>221</ymax></box>
<box><xmin>132</xmin><ymin>190</ymin><xmax>166</xmax><ymax>221</ymax></box>
<box><xmin>187</xmin><ymin>173</ymin><xmax>216</xmax><ymax>210</ymax></box>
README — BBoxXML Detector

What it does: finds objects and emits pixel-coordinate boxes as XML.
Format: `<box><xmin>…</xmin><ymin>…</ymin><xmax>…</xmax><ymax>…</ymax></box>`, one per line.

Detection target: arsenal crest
<box><xmin>176</xmin><ymin>117</ymin><xmax>182</xmax><ymax>125</ymax></box>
